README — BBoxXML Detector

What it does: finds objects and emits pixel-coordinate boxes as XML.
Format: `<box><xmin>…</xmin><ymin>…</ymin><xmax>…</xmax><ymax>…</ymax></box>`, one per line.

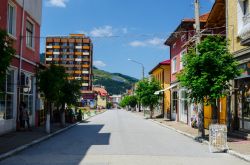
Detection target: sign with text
<box><xmin>209</xmin><ymin>124</ymin><xmax>228</xmax><ymax>153</ymax></box>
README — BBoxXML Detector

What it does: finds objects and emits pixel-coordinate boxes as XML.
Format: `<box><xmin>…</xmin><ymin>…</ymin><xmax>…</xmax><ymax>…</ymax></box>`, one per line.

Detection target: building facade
<box><xmin>93</xmin><ymin>86</ymin><xmax>108</xmax><ymax>109</ymax></box>
<box><xmin>165</xmin><ymin>14</ymin><xmax>209</xmax><ymax>124</ymax></box>
<box><xmin>228</xmin><ymin>0</ymin><xmax>250</xmax><ymax>132</ymax></box>
<box><xmin>0</xmin><ymin>0</ymin><xmax>42</xmax><ymax>134</ymax></box>
<box><xmin>149</xmin><ymin>60</ymin><xmax>171</xmax><ymax>119</ymax></box>
<box><xmin>45</xmin><ymin>34</ymin><xmax>94</xmax><ymax>104</ymax></box>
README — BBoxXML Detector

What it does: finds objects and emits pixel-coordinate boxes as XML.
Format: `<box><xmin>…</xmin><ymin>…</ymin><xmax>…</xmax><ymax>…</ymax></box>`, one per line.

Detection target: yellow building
<box><xmin>93</xmin><ymin>86</ymin><xmax>108</xmax><ymax>109</ymax></box>
<box><xmin>149</xmin><ymin>60</ymin><xmax>171</xmax><ymax>119</ymax></box>
<box><xmin>227</xmin><ymin>0</ymin><xmax>250</xmax><ymax>132</ymax></box>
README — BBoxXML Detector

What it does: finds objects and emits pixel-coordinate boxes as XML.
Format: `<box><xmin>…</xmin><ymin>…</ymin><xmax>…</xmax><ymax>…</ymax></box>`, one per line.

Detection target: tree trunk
<box><xmin>198</xmin><ymin>103</ymin><xmax>205</xmax><ymax>138</ymax></box>
<box><xmin>211</xmin><ymin>99</ymin><xmax>218</xmax><ymax>124</ymax></box>
<box><xmin>150</xmin><ymin>105</ymin><xmax>153</xmax><ymax>119</ymax></box>
<box><xmin>60</xmin><ymin>103</ymin><xmax>65</xmax><ymax>126</ymax></box>
<box><xmin>46</xmin><ymin>102</ymin><xmax>51</xmax><ymax>134</ymax></box>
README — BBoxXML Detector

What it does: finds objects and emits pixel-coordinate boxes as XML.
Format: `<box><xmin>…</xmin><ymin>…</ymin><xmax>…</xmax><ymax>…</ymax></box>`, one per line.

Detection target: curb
<box><xmin>131</xmin><ymin>112</ymin><xmax>250</xmax><ymax>163</ymax></box>
<box><xmin>0</xmin><ymin>122</ymin><xmax>78</xmax><ymax>161</ymax></box>
<box><xmin>149</xmin><ymin>118</ymin><xmax>250</xmax><ymax>162</ymax></box>
<box><xmin>0</xmin><ymin>110</ymin><xmax>106</xmax><ymax>161</ymax></box>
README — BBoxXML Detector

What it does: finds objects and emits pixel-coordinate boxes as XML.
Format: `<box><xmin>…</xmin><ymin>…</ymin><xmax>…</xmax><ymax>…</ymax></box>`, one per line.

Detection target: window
<box><xmin>172</xmin><ymin>58</ymin><xmax>177</xmax><ymax>73</ymax></box>
<box><xmin>244</xmin><ymin>0</ymin><xmax>249</xmax><ymax>15</ymax></box>
<box><xmin>0</xmin><ymin>70</ymin><xmax>14</xmax><ymax>120</ymax></box>
<box><xmin>181</xmin><ymin>34</ymin><xmax>186</xmax><ymax>42</ymax></box>
<box><xmin>26</xmin><ymin>20</ymin><xmax>34</xmax><ymax>48</ymax></box>
<box><xmin>173</xmin><ymin>42</ymin><xmax>176</xmax><ymax>49</ymax></box>
<box><xmin>7</xmin><ymin>2</ymin><xmax>16</xmax><ymax>36</ymax></box>
<box><xmin>180</xmin><ymin>49</ymin><xmax>187</xmax><ymax>70</ymax></box>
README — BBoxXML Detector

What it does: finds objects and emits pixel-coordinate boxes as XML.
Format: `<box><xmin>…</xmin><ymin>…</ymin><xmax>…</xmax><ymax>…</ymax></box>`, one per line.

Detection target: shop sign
<box><xmin>209</xmin><ymin>124</ymin><xmax>228</xmax><ymax>153</ymax></box>
<box><xmin>238</xmin><ymin>62</ymin><xmax>250</xmax><ymax>78</ymax></box>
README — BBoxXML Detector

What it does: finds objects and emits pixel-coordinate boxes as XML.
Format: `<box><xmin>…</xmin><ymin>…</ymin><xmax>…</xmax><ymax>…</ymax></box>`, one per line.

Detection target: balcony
<box><xmin>82</xmin><ymin>52</ymin><xmax>89</xmax><ymax>55</ymax></box>
<box><xmin>74</xmin><ymin>70</ymin><xmax>82</xmax><ymax>74</ymax></box>
<box><xmin>82</xmin><ymin>64</ymin><xmax>89</xmax><ymax>68</ymax></box>
<box><xmin>239</xmin><ymin>13</ymin><xmax>250</xmax><ymax>46</ymax></box>
<box><xmin>83</xmin><ymin>46</ymin><xmax>90</xmax><ymax>50</ymax></box>
<box><xmin>46</xmin><ymin>52</ymin><xmax>53</xmax><ymax>55</ymax></box>
<box><xmin>83</xmin><ymin>77</ymin><xmax>89</xmax><ymax>80</ymax></box>
<box><xmin>53</xmin><ymin>45</ymin><xmax>60</xmax><ymax>49</ymax></box>
<box><xmin>75</xmin><ymin>52</ymin><xmax>82</xmax><ymax>56</ymax></box>
<box><xmin>67</xmin><ymin>77</ymin><xmax>74</xmax><ymax>80</ymax></box>
<box><xmin>83</xmin><ymin>39</ymin><xmax>90</xmax><ymax>43</ymax></box>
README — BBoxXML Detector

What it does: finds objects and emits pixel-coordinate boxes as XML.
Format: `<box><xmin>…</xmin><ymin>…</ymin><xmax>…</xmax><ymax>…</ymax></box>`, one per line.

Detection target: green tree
<box><xmin>120</xmin><ymin>96</ymin><xmax>130</xmax><ymax>108</ymax></box>
<box><xmin>37</xmin><ymin>64</ymin><xmax>67</xmax><ymax>133</ymax></box>
<box><xmin>135</xmin><ymin>78</ymin><xmax>161</xmax><ymax>118</ymax></box>
<box><xmin>58</xmin><ymin>80</ymin><xmax>81</xmax><ymax>125</ymax></box>
<box><xmin>0</xmin><ymin>29</ymin><xmax>15</xmax><ymax>91</ymax></box>
<box><xmin>177</xmin><ymin>35</ymin><xmax>241</xmax><ymax>137</ymax></box>
<box><xmin>127</xmin><ymin>95</ymin><xmax>137</xmax><ymax>110</ymax></box>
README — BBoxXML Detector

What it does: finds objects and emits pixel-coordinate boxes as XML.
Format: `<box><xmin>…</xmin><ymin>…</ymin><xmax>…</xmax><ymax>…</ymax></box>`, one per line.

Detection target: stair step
<box><xmin>228</xmin><ymin>131</ymin><xmax>250</xmax><ymax>140</ymax></box>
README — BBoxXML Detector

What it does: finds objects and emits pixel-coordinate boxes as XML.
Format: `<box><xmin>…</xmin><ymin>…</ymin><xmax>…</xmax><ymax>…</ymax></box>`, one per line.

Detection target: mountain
<box><xmin>93</xmin><ymin>67</ymin><xmax>138</xmax><ymax>95</ymax></box>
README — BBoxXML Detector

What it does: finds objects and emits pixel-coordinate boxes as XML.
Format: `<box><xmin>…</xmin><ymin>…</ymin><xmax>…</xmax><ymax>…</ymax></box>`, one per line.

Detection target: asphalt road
<box><xmin>0</xmin><ymin>110</ymin><xmax>248</xmax><ymax>165</ymax></box>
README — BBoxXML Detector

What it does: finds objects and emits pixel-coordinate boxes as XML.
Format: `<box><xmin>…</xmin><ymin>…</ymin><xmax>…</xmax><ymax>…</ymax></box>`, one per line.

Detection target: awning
<box><xmin>154</xmin><ymin>84</ymin><xmax>178</xmax><ymax>95</ymax></box>
<box><xmin>165</xmin><ymin>83</ymin><xmax>178</xmax><ymax>90</ymax></box>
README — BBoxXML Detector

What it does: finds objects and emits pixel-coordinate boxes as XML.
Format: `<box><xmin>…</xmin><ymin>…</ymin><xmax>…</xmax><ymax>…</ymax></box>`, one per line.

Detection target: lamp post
<box><xmin>128</xmin><ymin>59</ymin><xmax>145</xmax><ymax>79</ymax></box>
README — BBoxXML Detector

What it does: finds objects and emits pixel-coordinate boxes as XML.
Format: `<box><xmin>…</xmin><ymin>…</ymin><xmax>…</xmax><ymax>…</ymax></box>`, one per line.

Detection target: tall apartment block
<box><xmin>45</xmin><ymin>34</ymin><xmax>93</xmax><ymax>96</ymax></box>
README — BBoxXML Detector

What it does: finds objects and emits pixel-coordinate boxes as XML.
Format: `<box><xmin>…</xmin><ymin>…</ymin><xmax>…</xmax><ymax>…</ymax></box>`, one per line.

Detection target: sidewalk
<box><xmin>131</xmin><ymin>110</ymin><xmax>250</xmax><ymax>162</ymax></box>
<box><xmin>0</xmin><ymin>109</ymin><xmax>106</xmax><ymax>160</ymax></box>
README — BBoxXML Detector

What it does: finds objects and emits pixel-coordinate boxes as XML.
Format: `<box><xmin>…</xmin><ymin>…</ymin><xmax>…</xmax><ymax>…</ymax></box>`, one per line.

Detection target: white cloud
<box><xmin>80</xmin><ymin>26</ymin><xmax>128</xmax><ymax>38</ymax></box>
<box><xmin>45</xmin><ymin>0</ymin><xmax>69</xmax><ymax>8</ymax></box>
<box><xmin>94</xmin><ymin>60</ymin><xmax>106</xmax><ymax>67</ymax></box>
<box><xmin>90</xmin><ymin>26</ymin><xmax>113</xmax><ymax>37</ymax></box>
<box><xmin>129</xmin><ymin>37</ymin><xmax>165</xmax><ymax>48</ymax></box>
<box><xmin>129</xmin><ymin>41</ymin><xmax>146</xmax><ymax>47</ymax></box>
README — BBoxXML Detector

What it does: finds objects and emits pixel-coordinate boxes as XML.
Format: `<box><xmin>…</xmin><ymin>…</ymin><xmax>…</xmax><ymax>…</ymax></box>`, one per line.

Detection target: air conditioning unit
<box><xmin>21</xmin><ymin>73</ymin><xmax>31</xmax><ymax>92</ymax></box>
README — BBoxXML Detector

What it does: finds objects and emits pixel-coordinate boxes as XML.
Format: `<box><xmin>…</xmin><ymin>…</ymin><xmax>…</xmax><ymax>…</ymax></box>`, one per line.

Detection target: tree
<box><xmin>120</xmin><ymin>96</ymin><xmax>130</xmax><ymax>109</ymax></box>
<box><xmin>0</xmin><ymin>29</ymin><xmax>15</xmax><ymax>91</ymax></box>
<box><xmin>135</xmin><ymin>78</ymin><xmax>161</xmax><ymax>118</ymax></box>
<box><xmin>177</xmin><ymin>35</ymin><xmax>241</xmax><ymax>137</ymax></box>
<box><xmin>57</xmin><ymin>80</ymin><xmax>81</xmax><ymax>125</ymax></box>
<box><xmin>127</xmin><ymin>95</ymin><xmax>137</xmax><ymax>111</ymax></box>
<box><xmin>37</xmin><ymin>64</ymin><xmax>67</xmax><ymax>133</ymax></box>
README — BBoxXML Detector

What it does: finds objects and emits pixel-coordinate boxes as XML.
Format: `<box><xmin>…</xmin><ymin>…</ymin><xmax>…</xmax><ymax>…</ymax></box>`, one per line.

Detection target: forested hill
<box><xmin>93</xmin><ymin>67</ymin><xmax>138</xmax><ymax>95</ymax></box>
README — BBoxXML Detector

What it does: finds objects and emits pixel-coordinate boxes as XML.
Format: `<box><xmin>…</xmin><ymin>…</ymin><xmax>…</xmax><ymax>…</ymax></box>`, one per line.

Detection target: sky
<box><xmin>41</xmin><ymin>0</ymin><xmax>215</xmax><ymax>79</ymax></box>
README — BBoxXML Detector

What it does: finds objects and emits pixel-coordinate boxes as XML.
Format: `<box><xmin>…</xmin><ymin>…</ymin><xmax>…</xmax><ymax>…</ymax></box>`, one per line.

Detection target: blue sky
<box><xmin>41</xmin><ymin>0</ymin><xmax>214</xmax><ymax>79</ymax></box>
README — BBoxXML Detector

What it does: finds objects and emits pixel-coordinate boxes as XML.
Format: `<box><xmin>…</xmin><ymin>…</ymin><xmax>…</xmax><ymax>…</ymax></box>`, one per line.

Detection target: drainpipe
<box><xmin>17</xmin><ymin>0</ymin><xmax>25</xmax><ymax>129</ymax></box>
<box><xmin>159</xmin><ymin>66</ymin><xmax>165</xmax><ymax>118</ymax></box>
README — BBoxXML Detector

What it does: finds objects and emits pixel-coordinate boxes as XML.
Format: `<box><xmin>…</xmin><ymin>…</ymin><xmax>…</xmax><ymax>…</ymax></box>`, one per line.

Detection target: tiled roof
<box><xmin>149</xmin><ymin>59</ymin><xmax>171</xmax><ymax>74</ymax></box>
<box><xmin>93</xmin><ymin>87</ymin><xmax>108</xmax><ymax>96</ymax></box>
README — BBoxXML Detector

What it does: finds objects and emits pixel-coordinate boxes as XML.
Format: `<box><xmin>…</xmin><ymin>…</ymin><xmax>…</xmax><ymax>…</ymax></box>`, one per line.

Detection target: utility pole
<box><xmin>194</xmin><ymin>0</ymin><xmax>205</xmax><ymax>139</ymax></box>
<box><xmin>195</xmin><ymin>0</ymin><xmax>201</xmax><ymax>52</ymax></box>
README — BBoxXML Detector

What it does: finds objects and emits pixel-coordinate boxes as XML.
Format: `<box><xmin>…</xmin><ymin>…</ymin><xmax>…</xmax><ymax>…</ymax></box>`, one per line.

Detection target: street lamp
<box><xmin>128</xmin><ymin>59</ymin><xmax>145</xmax><ymax>79</ymax></box>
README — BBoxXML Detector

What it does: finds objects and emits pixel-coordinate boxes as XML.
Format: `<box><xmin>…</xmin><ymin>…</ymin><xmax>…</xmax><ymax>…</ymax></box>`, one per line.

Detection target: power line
<box><xmin>18</xmin><ymin>25</ymin><xmax>226</xmax><ymax>40</ymax></box>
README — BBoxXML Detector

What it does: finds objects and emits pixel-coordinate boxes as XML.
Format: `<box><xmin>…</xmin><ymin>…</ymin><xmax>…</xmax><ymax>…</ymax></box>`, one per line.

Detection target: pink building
<box><xmin>164</xmin><ymin>13</ymin><xmax>209</xmax><ymax>124</ymax></box>
<box><xmin>0</xmin><ymin>0</ymin><xmax>42</xmax><ymax>134</ymax></box>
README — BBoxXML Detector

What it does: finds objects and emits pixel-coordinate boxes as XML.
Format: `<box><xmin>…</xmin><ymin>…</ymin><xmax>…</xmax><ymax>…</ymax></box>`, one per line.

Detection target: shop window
<box><xmin>0</xmin><ymin>70</ymin><xmax>14</xmax><ymax>120</ymax></box>
<box><xmin>171</xmin><ymin>91</ymin><xmax>178</xmax><ymax>113</ymax></box>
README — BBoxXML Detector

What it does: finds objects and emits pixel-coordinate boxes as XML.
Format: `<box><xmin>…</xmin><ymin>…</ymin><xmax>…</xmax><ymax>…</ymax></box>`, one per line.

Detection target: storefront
<box><xmin>235</xmin><ymin>62</ymin><xmax>250</xmax><ymax>131</ymax></box>
<box><xmin>179</xmin><ymin>89</ymin><xmax>189</xmax><ymax>124</ymax></box>
<box><xmin>0</xmin><ymin>69</ymin><xmax>17</xmax><ymax>135</ymax></box>
<box><xmin>171</xmin><ymin>89</ymin><xmax>178</xmax><ymax>121</ymax></box>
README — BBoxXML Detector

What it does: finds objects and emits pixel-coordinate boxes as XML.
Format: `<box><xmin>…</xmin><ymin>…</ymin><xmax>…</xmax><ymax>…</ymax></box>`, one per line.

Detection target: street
<box><xmin>0</xmin><ymin>110</ymin><xmax>248</xmax><ymax>165</ymax></box>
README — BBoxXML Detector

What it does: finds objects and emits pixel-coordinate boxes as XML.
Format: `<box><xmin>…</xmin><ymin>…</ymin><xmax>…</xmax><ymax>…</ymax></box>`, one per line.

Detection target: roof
<box><xmin>149</xmin><ymin>59</ymin><xmax>171</xmax><ymax>74</ymax></box>
<box><xmin>205</xmin><ymin>0</ymin><xmax>225</xmax><ymax>28</ymax></box>
<box><xmin>164</xmin><ymin>13</ymin><xmax>210</xmax><ymax>46</ymax></box>
<box><xmin>93</xmin><ymin>87</ymin><xmax>108</xmax><ymax>96</ymax></box>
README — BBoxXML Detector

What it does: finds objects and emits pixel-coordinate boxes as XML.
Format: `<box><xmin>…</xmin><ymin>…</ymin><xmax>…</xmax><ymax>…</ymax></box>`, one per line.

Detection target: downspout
<box><xmin>17</xmin><ymin>0</ymin><xmax>25</xmax><ymax>129</ymax></box>
<box><xmin>159</xmin><ymin>66</ymin><xmax>165</xmax><ymax>118</ymax></box>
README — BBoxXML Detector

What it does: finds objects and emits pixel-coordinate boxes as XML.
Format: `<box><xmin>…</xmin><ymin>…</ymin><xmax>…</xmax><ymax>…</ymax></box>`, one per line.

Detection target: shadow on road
<box><xmin>0</xmin><ymin>124</ymin><xmax>111</xmax><ymax>165</ymax></box>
